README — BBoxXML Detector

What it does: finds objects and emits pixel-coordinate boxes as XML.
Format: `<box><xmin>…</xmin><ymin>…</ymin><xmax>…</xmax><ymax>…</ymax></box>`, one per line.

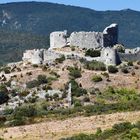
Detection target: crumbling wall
<box><xmin>103</xmin><ymin>23</ymin><xmax>118</xmax><ymax>47</ymax></box>
<box><xmin>49</xmin><ymin>23</ymin><xmax>118</xmax><ymax>49</ymax></box>
<box><xmin>70</xmin><ymin>32</ymin><xmax>103</xmax><ymax>49</ymax></box>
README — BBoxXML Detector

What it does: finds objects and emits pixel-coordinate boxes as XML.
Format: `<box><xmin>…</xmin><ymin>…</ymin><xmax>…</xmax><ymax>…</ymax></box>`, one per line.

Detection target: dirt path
<box><xmin>0</xmin><ymin>111</ymin><xmax>140</xmax><ymax>140</ymax></box>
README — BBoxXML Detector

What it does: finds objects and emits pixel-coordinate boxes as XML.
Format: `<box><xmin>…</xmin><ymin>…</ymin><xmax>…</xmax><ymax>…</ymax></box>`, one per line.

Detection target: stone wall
<box><xmin>50</xmin><ymin>31</ymin><xmax>68</xmax><ymax>49</ymax></box>
<box><xmin>22</xmin><ymin>49</ymin><xmax>44</xmax><ymax>64</ymax></box>
<box><xmin>50</xmin><ymin>23</ymin><xmax>118</xmax><ymax>49</ymax></box>
<box><xmin>70</xmin><ymin>32</ymin><xmax>103</xmax><ymax>49</ymax></box>
<box><xmin>103</xmin><ymin>23</ymin><xmax>118</xmax><ymax>47</ymax></box>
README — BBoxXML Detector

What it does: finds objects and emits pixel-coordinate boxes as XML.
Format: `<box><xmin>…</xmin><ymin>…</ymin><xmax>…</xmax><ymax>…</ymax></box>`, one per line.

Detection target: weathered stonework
<box><xmin>103</xmin><ymin>23</ymin><xmax>118</xmax><ymax>47</ymax></box>
<box><xmin>70</xmin><ymin>32</ymin><xmax>103</xmax><ymax>49</ymax></box>
<box><xmin>101</xmin><ymin>47</ymin><xmax>121</xmax><ymax>65</ymax></box>
<box><xmin>50</xmin><ymin>23</ymin><xmax>118</xmax><ymax>49</ymax></box>
<box><xmin>50</xmin><ymin>30</ymin><xmax>68</xmax><ymax>49</ymax></box>
<box><xmin>22</xmin><ymin>49</ymin><xmax>44</xmax><ymax>64</ymax></box>
<box><xmin>22</xmin><ymin>23</ymin><xmax>121</xmax><ymax>66</ymax></box>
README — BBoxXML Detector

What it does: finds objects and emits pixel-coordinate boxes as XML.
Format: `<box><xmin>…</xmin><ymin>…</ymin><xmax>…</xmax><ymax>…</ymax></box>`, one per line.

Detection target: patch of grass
<box><xmin>84</xmin><ymin>60</ymin><xmax>106</xmax><ymax>71</ymax></box>
<box><xmin>92</xmin><ymin>75</ymin><xmax>102</xmax><ymax>82</ymax></box>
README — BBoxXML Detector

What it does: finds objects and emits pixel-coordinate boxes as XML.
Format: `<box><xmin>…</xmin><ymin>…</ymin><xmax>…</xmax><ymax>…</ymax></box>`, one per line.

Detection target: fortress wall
<box><xmin>101</xmin><ymin>48</ymin><xmax>121</xmax><ymax>65</ymax></box>
<box><xmin>119</xmin><ymin>53</ymin><xmax>140</xmax><ymax>61</ymax></box>
<box><xmin>70</xmin><ymin>32</ymin><xmax>103</xmax><ymax>49</ymax></box>
<box><xmin>50</xmin><ymin>31</ymin><xmax>68</xmax><ymax>49</ymax></box>
<box><xmin>103</xmin><ymin>24</ymin><xmax>118</xmax><ymax>47</ymax></box>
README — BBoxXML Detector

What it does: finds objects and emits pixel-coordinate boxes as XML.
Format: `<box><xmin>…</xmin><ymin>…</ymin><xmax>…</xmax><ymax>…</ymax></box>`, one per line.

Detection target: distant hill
<box><xmin>0</xmin><ymin>2</ymin><xmax>140</xmax><ymax>64</ymax></box>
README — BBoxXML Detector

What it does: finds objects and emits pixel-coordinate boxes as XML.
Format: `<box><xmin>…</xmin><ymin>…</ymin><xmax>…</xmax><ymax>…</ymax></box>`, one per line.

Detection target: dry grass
<box><xmin>0</xmin><ymin>111</ymin><xmax>140</xmax><ymax>140</ymax></box>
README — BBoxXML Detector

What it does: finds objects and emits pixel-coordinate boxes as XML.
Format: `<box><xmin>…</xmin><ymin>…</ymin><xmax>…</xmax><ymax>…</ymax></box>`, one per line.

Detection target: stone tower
<box><xmin>50</xmin><ymin>30</ymin><xmax>68</xmax><ymax>49</ymax></box>
<box><xmin>103</xmin><ymin>23</ymin><xmax>118</xmax><ymax>47</ymax></box>
<box><xmin>31</xmin><ymin>49</ymin><xmax>44</xmax><ymax>64</ymax></box>
<box><xmin>101</xmin><ymin>47</ymin><xmax>121</xmax><ymax>65</ymax></box>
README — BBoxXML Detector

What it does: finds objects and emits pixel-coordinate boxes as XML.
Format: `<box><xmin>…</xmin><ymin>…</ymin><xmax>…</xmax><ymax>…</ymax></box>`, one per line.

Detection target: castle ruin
<box><xmin>50</xmin><ymin>23</ymin><xmax>118</xmax><ymax>49</ymax></box>
<box><xmin>22</xmin><ymin>23</ymin><xmax>121</xmax><ymax>66</ymax></box>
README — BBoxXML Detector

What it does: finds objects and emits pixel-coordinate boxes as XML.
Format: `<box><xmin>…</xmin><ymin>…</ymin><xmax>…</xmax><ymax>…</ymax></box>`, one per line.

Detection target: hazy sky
<box><xmin>0</xmin><ymin>0</ymin><xmax>140</xmax><ymax>11</ymax></box>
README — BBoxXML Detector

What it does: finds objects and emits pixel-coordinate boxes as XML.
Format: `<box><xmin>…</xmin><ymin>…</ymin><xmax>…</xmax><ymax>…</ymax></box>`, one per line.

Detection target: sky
<box><xmin>0</xmin><ymin>0</ymin><xmax>140</xmax><ymax>11</ymax></box>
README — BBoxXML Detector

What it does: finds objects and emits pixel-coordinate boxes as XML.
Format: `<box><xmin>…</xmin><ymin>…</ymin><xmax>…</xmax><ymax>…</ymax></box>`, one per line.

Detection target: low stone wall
<box><xmin>119</xmin><ymin>53</ymin><xmax>140</xmax><ymax>61</ymax></box>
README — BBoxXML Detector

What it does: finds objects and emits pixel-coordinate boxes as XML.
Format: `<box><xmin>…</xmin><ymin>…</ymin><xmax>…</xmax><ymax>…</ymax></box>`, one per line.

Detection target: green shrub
<box><xmin>55</xmin><ymin>55</ymin><xmax>65</xmax><ymax>63</ymax></box>
<box><xmin>67</xmin><ymin>80</ymin><xmax>87</xmax><ymax>97</ymax></box>
<box><xmin>128</xmin><ymin>61</ymin><xmax>133</xmax><ymax>66</ymax></box>
<box><xmin>37</xmin><ymin>75</ymin><xmax>48</xmax><ymax>84</ymax></box>
<box><xmin>121</xmin><ymin>67</ymin><xmax>129</xmax><ymax>73</ymax></box>
<box><xmin>20</xmin><ymin>90</ymin><xmax>30</xmax><ymax>97</ymax></box>
<box><xmin>0</xmin><ymin>92</ymin><xmax>9</xmax><ymax>105</ymax></box>
<box><xmin>71</xmin><ymin>46</ymin><xmax>75</xmax><ymax>51</ymax></box>
<box><xmin>2</xmin><ymin>67</ymin><xmax>11</xmax><ymax>74</ymax></box>
<box><xmin>112</xmin><ymin>122</ymin><xmax>133</xmax><ymax>133</ymax></box>
<box><xmin>108</xmin><ymin>65</ymin><xmax>118</xmax><ymax>73</ymax></box>
<box><xmin>74</xmin><ymin>100</ymin><xmax>82</xmax><ymax>107</ymax></box>
<box><xmin>83</xmin><ymin>96</ymin><xmax>90</xmax><ymax>102</ymax></box>
<box><xmin>85</xmin><ymin>49</ymin><xmax>101</xmax><ymax>57</ymax></box>
<box><xmin>84</xmin><ymin>60</ymin><xmax>106</xmax><ymax>71</ymax></box>
<box><xmin>13</xmin><ymin>105</ymin><xmax>37</xmax><ymax>118</ymax></box>
<box><xmin>92</xmin><ymin>75</ymin><xmax>102</xmax><ymax>82</ymax></box>
<box><xmin>32</xmin><ymin>64</ymin><xmax>38</xmax><ymax>68</ymax></box>
<box><xmin>26</xmin><ymin>80</ymin><xmax>39</xmax><ymax>88</ymax></box>
<box><xmin>68</xmin><ymin>66</ymin><xmax>81</xmax><ymax>79</ymax></box>
<box><xmin>101</xmin><ymin>72</ymin><xmax>109</xmax><ymax>78</ymax></box>
<box><xmin>53</xmin><ymin>93</ymin><xmax>59</xmax><ymax>99</ymax></box>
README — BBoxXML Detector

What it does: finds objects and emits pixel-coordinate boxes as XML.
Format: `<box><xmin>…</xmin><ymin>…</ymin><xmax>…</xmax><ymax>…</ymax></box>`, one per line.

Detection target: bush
<box><xmin>121</xmin><ymin>67</ymin><xmax>129</xmax><ymax>74</ymax></box>
<box><xmin>83</xmin><ymin>96</ymin><xmax>90</xmax><ymax>102</ymax></box>
<box><xmin>68</xmin><ymin>66</ymin><xmax>81</xmax><ymax>79</ymax></box>
<box><xmin>108</xmin><ymin>65</ymin><xmax>118</xmax><ymax>73</ymax></box>
<box><xmin>32</xmin><ymin>64</ymin><xmax>38</xmax><ymax>68</ymax></box>
<box><xmin>92</xmin><ymin>75</ymin><xmax>102</xmax><ymax>82</ymax></box>
<box><xmin>71</xmin><ymin>46</ymin><xmax>75</xmax><ymax>51</ymax></box>
<box><xmin>37</xmin><ymin>75</ymin><xmax>48</xmax><ymax>84</ymax></box>
<box><xmin>55</xmin><ymin>55</ymin><xmax>65</xmax><ymax>63</ymax></box>
<box><xmin>137</xmin><ymin>61</ymin><xmax>140</xmax><ymax>65</ymax></box>
<box><xmin>101</xmin><ymin>72</ymin><xmax>109</xmax><ymax>78</ymax></box>
<box><xmin>74</xmin><ymin>100</ymin><xmax>82</xmax><ymax>107</ymax></box>
<box><xmin>26</xmin><ymin>80</ymin><xmax>39</xmax><ymax>88</ymax></box>
<box><xmin>85</xmin><ymin>49</ymin><xmax>101</xmax><ymax>57</ymax></box>
<box><xmin>67</xmin><ymin>80</ymin><xmax>87</xmax><ymax>97</ymax></box>
<box><xmin>0</xmin><ymin>92</ymin><xmax>9</xmax><ymax>105</ymax></box>
<box><xmin>2</xmin><ymin>67</ymin><xmax>11</xmax><ymax>74</ymax></box>
<box><xmin>84</xmin><ymin>60</ymin><xmax>106</xmax><ymax>71</ymax></box>
<box><xmin>128</xmin><ymin>61</ymin><xmax>133</xmax><ymax>66</ymax></box>
<box><xmin>112</xmin><ymin>122</ymin><xmax>133</xmax><ymax>133</ymax></box>
<box><xmin>13</xmin><ymin>105</ymin><xmax>37</xmax><ymax>118</ymax></box>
